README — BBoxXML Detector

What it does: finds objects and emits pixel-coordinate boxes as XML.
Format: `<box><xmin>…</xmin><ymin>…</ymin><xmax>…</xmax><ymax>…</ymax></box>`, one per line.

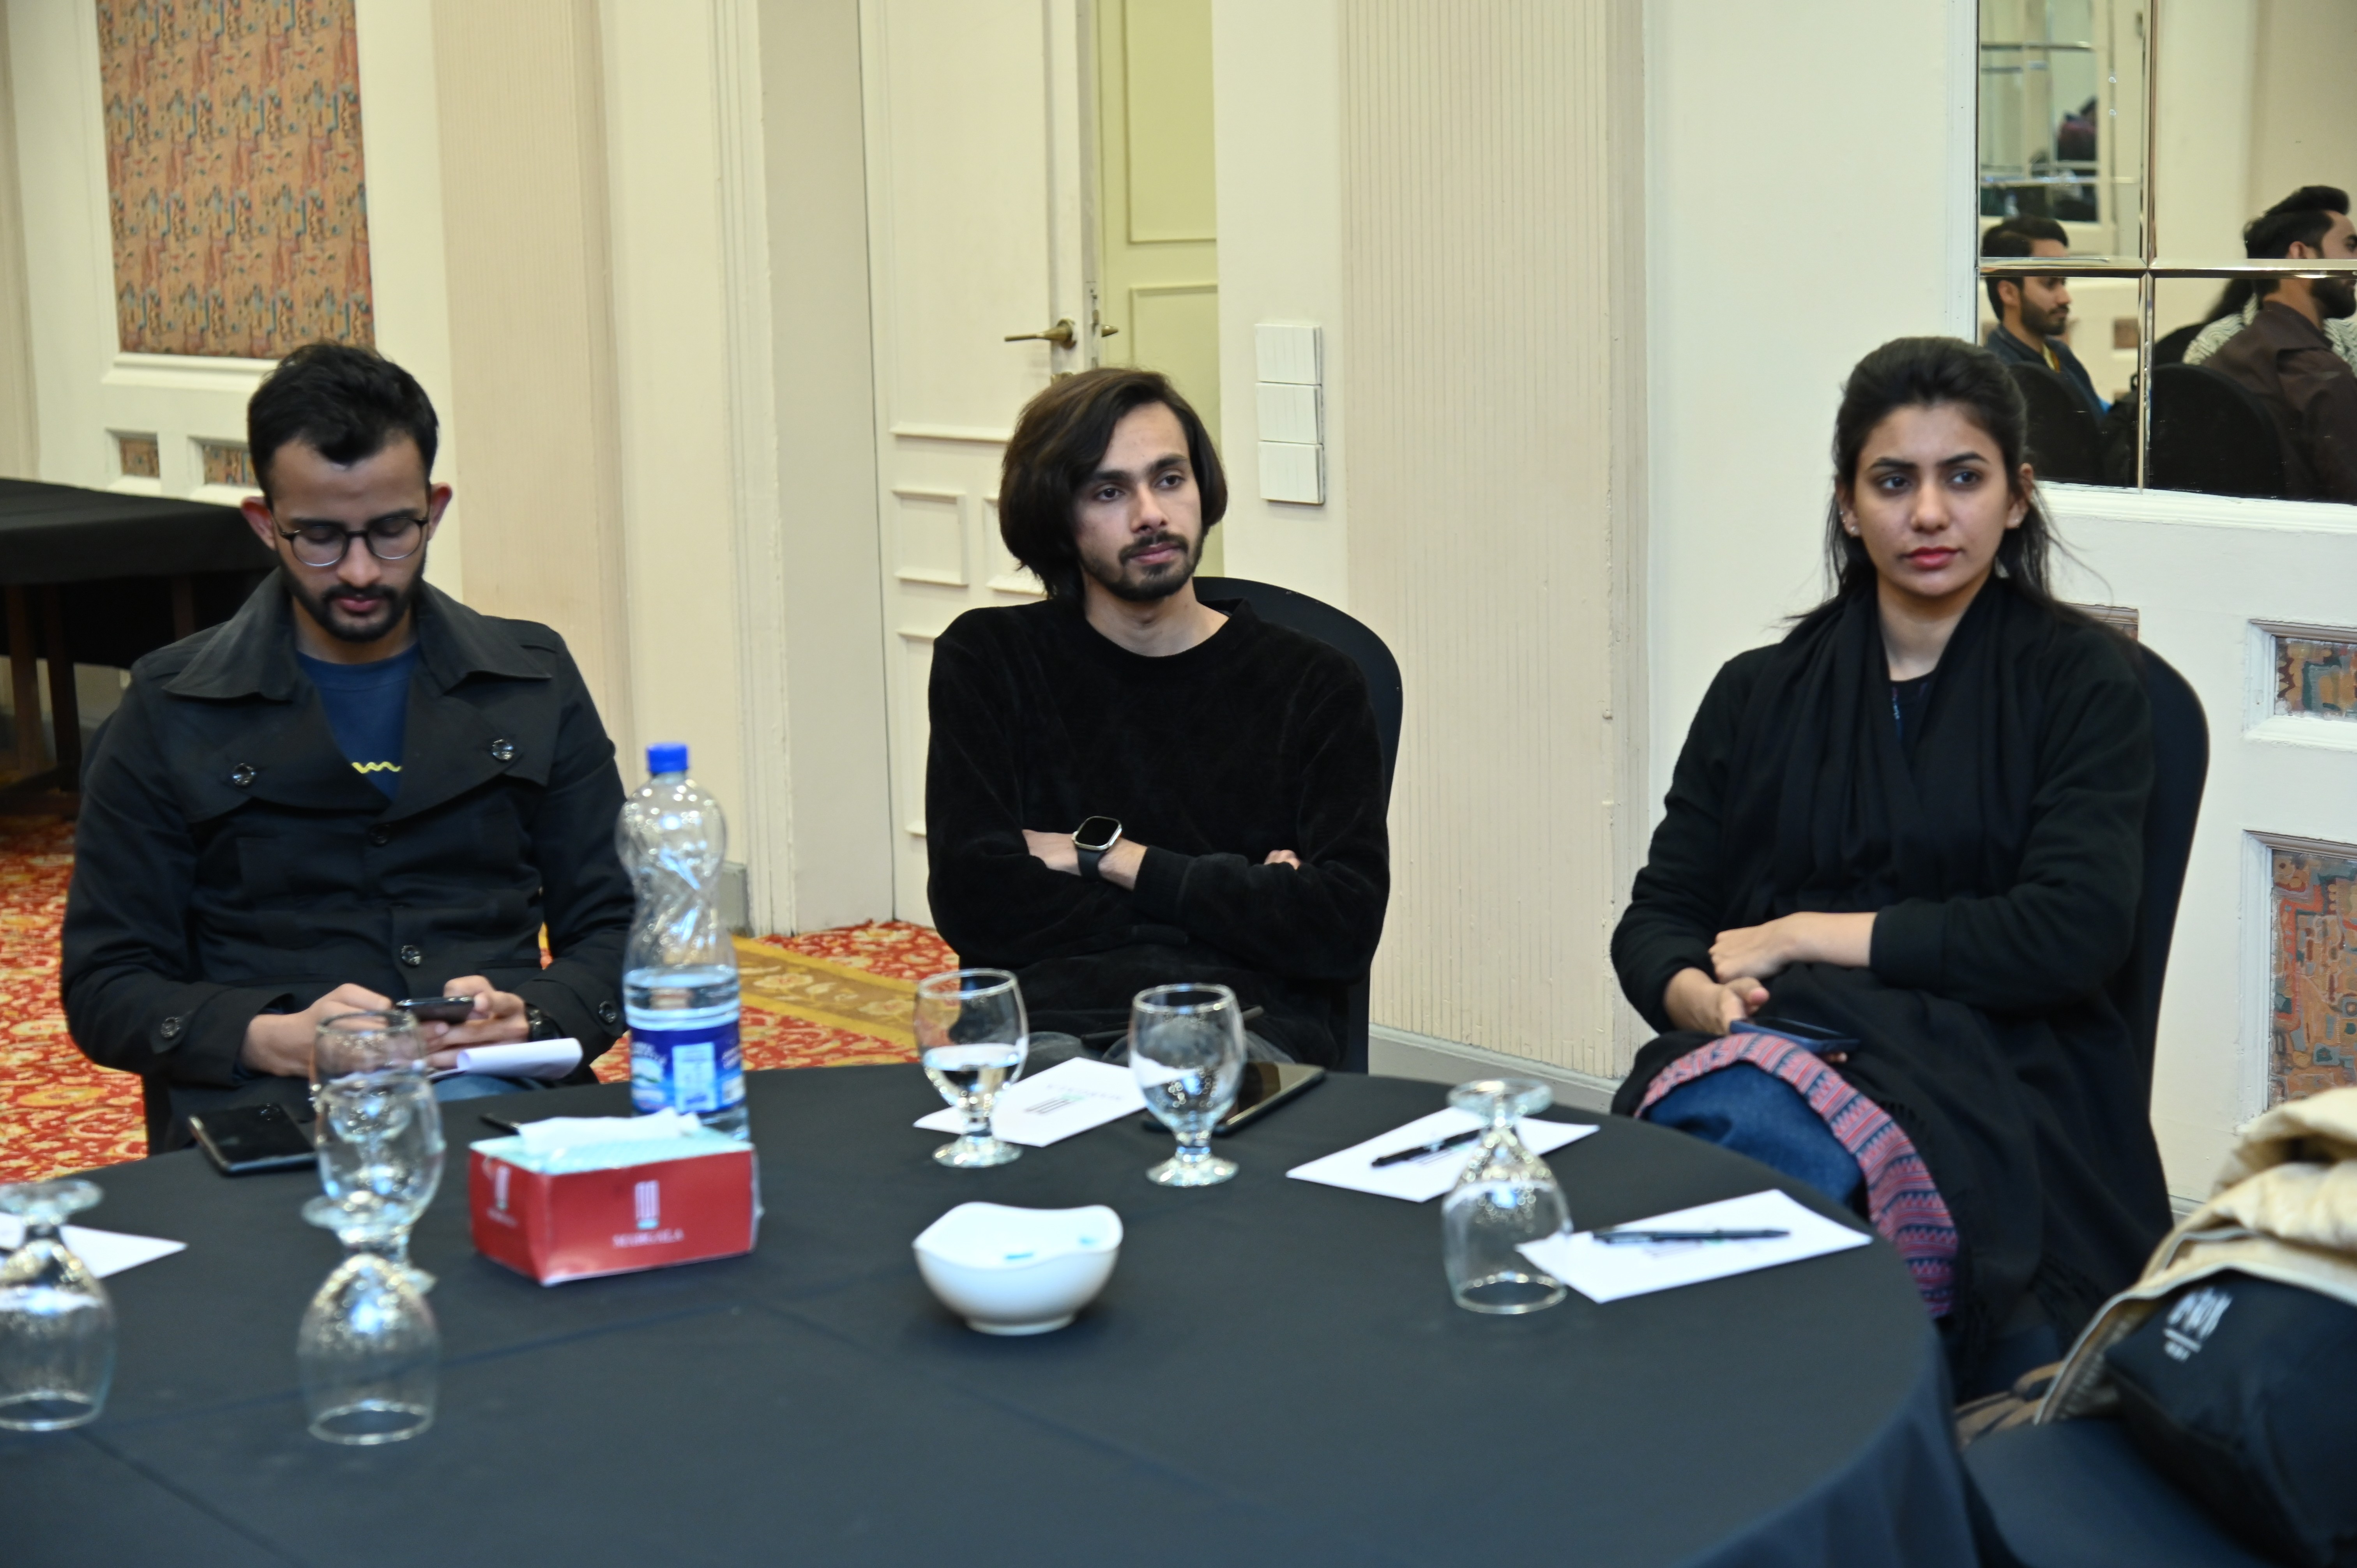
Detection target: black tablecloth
<box><xmin>2</xmin><ymin>1067</ymin><xmax>1973</xmax><ymax>1567</ymax></box>
<box><xmin>0</xmin><ymin>479</ymin><xmax>265</xmax><ymax>586</ymax></box>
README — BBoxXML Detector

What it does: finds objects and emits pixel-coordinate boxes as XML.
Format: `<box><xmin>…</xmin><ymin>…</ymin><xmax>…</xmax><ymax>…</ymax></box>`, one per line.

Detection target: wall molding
<box><xmin>2046</xmin><ymin>480</ymin><xmax>2357</xmax><ymax>537</ymax></box>
<box><xmin>710</xmin><ymin>0</ymin><xmax>795</xmax><ymax>936</ymax></box>
<box><xmin>1369</xmin><ymin>1023</ymin><xmax>1620</xmax><ymax>1116</ymax></box>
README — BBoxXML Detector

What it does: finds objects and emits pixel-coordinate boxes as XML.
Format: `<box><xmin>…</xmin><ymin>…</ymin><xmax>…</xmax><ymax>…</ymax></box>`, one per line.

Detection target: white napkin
<box><xmin>429</xmin><ymin>1038</ymin><xmax>583</xmax><ymax>1081</ymax></box>
<box><xmin>0</xmin><ymin>1217</ymin><xmax>185</xmax><ymax>1278</ymax></box>
<box><xmin>1518</xmin><ymin>1189</ymin><xmax>1873</xmax><ymax>1303</ymax></box>
<box><xmin>1285</xmin><ymin>1108</ymin><xmax>1598</xmax><ymax>1203</ymax></box>
<box><xmin>913</xmin><ymin>1058</ymin><xmax>1147</xmax><ymax>1147</ymax></box>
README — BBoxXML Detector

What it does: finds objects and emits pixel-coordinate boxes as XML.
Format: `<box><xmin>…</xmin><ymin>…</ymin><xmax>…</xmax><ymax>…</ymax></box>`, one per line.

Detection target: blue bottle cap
<box><xmin>646</xmin><ymin>742</ymin><xmax>689</xmax><ymax>775</ymax></box>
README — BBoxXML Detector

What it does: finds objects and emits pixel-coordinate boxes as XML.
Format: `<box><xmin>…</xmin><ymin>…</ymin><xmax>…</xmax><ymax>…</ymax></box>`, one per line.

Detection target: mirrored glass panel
<box><xmin>1979</xmin><ymin>268</ymin><xmax>2142</xmax><ymax>487</ymax></box>
<box><xmin>2146</xmin><ymin>277</ymin><xmax>2357</xmax><ymax>502</ymax></box>
<box><xmin>1980</xmin><ymin>0</ymin><xmax>2148</xmax><ymax>258</ymax></box>
<box><xmin>2153</xmin><ymin>0</ymin><xmax>2357</xmax><ymax>263</ymax></box>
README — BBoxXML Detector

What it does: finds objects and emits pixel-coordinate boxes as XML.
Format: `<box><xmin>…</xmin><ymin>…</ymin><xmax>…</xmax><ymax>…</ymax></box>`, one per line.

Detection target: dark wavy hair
<box><xmin>248</xmin><ymin>342</ymin><xmax>439</xmax><ymax>499</ymax></box>
<box><xmin>997</xmin><ymin>367</ymin><xmax>1227</xmax><ymax>600</ymax></box>
<box><xmin>1820</xmin><ymin>336</ymin><xmax>2076</xmax><ymax>614</ymax></box>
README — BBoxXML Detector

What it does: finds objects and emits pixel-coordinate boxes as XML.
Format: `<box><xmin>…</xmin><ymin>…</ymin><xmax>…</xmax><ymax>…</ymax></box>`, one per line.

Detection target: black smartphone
<box><xmin>396</xmin><ymin>995</ymin><xmax>477</xmax><ymax>1024</ymax></box>
<box><xmin>1142</xmin><ymin>1061</ymin><xmax>1326</xmax><ymax>1137</ymax></box>
<box><xmin>189</xmin><ymin>1103</ymin><xmax>317</xmax><ymax>1175</ymax></box>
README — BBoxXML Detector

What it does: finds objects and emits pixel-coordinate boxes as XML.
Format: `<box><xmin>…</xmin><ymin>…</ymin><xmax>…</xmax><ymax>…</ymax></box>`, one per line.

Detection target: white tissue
<box><xmin>514</xmin><ymin>1110</ymin><xmax>703</xmax><ymax>1153</ymax></box>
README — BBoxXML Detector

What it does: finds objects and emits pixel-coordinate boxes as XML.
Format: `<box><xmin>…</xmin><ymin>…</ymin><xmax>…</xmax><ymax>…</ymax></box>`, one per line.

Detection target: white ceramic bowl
<box><xmin>912</xmin><ymin>1202</ymin><xmax>1123</xmax><ymax>1335</ymax></box>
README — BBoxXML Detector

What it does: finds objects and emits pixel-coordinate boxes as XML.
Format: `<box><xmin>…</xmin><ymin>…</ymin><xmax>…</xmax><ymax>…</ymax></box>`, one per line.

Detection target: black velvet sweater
<box><xmin>924</xmin><ymin>597</ymin><xmax>1389</xmax><ymax>1066</ymax></box>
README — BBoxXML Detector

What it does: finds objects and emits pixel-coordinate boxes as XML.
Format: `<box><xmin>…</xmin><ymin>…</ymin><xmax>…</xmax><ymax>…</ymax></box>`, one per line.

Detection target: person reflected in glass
<box><xmin>1611</xmin><ymin>337</ymin><xmax>2168</xmax><ymax>1393</ymax></box>
<box><xmin>1981</xmin><ymin>218</ymin><xmax>2108</xmax><ymax>418</ymax></box>
<box><xmin>2183</xmin><ymin>187</ymin><xmax>2357</xmax><ymax>378</ymax></box>
<box><xmin>2202</xmin><ymin>190</ymin><xmax>2357</xmax><ymax>503</ymax></box>
<box><xmin>923</xmin><ymin>369</ymin><xmax>1389</xmax><ymax>1068</ymax></box>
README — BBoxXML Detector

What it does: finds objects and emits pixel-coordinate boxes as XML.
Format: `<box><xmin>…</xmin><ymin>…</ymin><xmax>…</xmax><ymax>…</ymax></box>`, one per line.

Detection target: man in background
<box><xmin>2210</xmin><ymin>192</ymin><xmax>2357</xmax><ymax>503</ymax></box>
<box><xmin>2185</xmin><ymin>187</ymin><xmax>2357</xmax><ymax>376</ymax></box>
<box><xmin>922</xmin><ymin>368</ymin><xmax>1389</xmax><ymax>1068</ymax></box>
<box><xmin>62</xmin><ymin>344</ymin><xmax>634</xmax><ymax>1147</ymax></box>
<box><xmin>1982</xmin><ymin>217</ymin><xmax>2108</xmax><ymax>418</ymax></box>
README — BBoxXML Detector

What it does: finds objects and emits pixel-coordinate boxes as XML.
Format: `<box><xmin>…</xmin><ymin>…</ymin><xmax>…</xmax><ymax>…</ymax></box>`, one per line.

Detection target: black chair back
<box><xmin>2147</xmin><ymin>363</ymin><xmax>2289</xmax><ymax>500</ymax></box>
<box><xmin>2152</xmin><ymin>321</ymin><xmax>2202</xmax><ymax>368</ymax></box>
<box><xmin>2105</xmin><ymin>645</ymin><xmax>2208</xmax><ymax>1084</ymax></box>
<box><xmin>2005</xmin><ymin>362</ymin><xmax>2108</xmax><ymax>485</ymax></box>
<box><xmin>1192</xmin><ymin>576</ymin><xmax>1402</xmax><ymax>1070</ymax></box>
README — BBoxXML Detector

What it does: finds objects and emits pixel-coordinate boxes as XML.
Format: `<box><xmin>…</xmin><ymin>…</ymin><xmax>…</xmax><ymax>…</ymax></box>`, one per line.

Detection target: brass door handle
<box><xmin>1004</xmin><ymin>319</ymin><xmax>1078</xmax><ymax>348</ymax></box>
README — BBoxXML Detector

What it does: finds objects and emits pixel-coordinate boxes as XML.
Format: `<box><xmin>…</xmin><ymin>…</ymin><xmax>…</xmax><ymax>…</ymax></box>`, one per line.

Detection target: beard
<box><xmin>2316</xmin><ymin>275</ymin><xmax>2357</xmax><ymax>321</ymax></box>
<box><xmin>281</xmin><ymin>558</ymin><xmax>422</xmax><ymax>645</ymax></box>
<box><xmin>1079</xmin><ymin>528</ymin><xmax>1202</xmax><ymax>603</ymax></box>
<box><xmin>2020</xmin><ymin>297</ymin><xmax>2070</xmax><ymax>339</ymax></box>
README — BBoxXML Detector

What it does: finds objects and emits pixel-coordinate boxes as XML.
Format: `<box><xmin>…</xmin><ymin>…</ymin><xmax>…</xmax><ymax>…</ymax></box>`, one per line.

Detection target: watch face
<box><xmin>1074</xmin><ymin>816</ymin><xmax>1123</xmax><ymax>853</ymax></box>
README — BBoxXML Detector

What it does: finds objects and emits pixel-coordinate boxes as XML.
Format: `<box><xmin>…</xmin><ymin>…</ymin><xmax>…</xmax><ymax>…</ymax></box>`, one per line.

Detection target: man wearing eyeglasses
<box><xmin>61</xmin><ymin>343</ymin><xmax>636</xmax><ymax>1149</ymax></box>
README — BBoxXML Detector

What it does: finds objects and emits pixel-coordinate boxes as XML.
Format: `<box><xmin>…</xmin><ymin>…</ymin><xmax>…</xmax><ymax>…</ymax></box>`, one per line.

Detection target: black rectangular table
<box><xmin>0</xmin><ymin>477</ymin><xmax>268</xmax><ymax>813</ymax></box>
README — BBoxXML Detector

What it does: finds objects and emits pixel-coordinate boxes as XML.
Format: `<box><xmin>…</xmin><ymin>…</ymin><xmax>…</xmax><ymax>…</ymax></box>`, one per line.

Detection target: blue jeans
<box><xmin>1645</xmin><ymin>1063</ymin><xmax>1863</xmax><ymax>1207</ymax></box>
<box><xmin>430</xmin><ymin>1074</ymin><xmax>553</xmax><ymax>1102</ymax></box>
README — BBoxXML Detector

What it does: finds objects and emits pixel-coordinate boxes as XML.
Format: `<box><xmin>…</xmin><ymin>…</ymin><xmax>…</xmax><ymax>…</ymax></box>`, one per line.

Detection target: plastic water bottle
<box><xmin>616</xmin><ymin>743</ymin><xmax>748</xmax><ymax>1140</ymax></box>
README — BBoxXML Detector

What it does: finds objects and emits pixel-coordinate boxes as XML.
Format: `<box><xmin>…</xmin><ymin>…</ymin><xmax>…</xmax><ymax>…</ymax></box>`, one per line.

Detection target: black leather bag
<box><xmin>2103</xmin><ymin>1270</ymin><xmax>2357</xmax><ymax>1567</ymax></box>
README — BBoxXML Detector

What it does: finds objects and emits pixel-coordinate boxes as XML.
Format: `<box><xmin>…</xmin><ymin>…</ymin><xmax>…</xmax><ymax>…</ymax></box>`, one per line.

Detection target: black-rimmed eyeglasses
<box><xmin>277</xmin><ymin>516</ymin><xmax>428</xmax><ymax>568</ymax></box>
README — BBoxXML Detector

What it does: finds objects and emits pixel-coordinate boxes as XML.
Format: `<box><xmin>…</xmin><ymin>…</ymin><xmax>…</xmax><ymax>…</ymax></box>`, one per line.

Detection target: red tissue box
<box><xmin>469</xmin><ymin>1143</ymin><xmax>758</xmax><ymax>1285</ymax></box>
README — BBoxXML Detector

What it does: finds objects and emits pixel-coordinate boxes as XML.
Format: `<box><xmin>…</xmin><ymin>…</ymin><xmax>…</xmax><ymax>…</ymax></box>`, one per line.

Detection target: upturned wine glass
<box><xmin>915</xmin><ymin>969</ymin><xmax>1030</xmax><ymax>1167</ymax></box>
<box><xmin>298</xmin><ymin>1250</ymin><xmax>438</xmax><ymax>1445</ymax></box>
<box><xmin>1441</xmin><ymin>1079</ymin><xmax>1571</xmax><ymax>1313</ymax></box>
<box><xmin>0</xmin><ymin>1180</ymin><xmax>116</xmax><ymax>1430</ymax></box>
<box><xmin>1130</xmin><ymin>984</ymin><xmax>1246</xmax><ymax>1187</ymax></box>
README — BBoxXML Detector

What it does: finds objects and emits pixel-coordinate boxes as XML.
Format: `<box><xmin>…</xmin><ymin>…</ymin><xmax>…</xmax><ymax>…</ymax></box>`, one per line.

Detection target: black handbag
<box><xmin>2103</xmin><ymin>1270</ymin><xmax>2357</xmax><ymax>1568</ymax></box>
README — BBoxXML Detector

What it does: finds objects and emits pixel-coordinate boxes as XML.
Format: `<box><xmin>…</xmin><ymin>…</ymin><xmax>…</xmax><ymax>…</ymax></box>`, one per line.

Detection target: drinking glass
<box><xmin>298</xmin><ymin>1250</ymin><xmax>438</xmax><ymax>1445</ymax></box>
<box><xmin>1441</xmin><ymin>1079</ymin><xmax>1570</xmax><ymax>1314</ymax></box>
<box><xmin>313</xmin><ymin>1007</ymin><xmax>423</xmax><ymax>1081</ymax></box>
<box><xmin>313</xmin><ymin>1011</ymin><xmax>443</xmax><ymax>1289</ymax></box>
<box><xmin>1130</xmin><ymin>984</ymin><xmax>1245</xmax><ymax>1187</ymax></box>
<box><xmin>915</xmin><ymin>969</ymin><xmax>1029</xmax><ymax>1168</ymax></box>
<box><xmin>0</xmin><ymin>1180</ymin><xmax>115</xmax><ymax>1430</ymax></box>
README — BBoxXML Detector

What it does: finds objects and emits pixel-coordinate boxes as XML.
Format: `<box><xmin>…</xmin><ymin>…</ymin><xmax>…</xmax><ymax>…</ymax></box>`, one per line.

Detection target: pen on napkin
<box><xmin>1590</xmin><ymin>1227</ymin><xmax>1790</xmax><ymax>1245</ymax></box>
<box><xmin>1370</xmin><ymin>1128</ymin><xmax>1481</xmax><ymax>1168</ymax></box>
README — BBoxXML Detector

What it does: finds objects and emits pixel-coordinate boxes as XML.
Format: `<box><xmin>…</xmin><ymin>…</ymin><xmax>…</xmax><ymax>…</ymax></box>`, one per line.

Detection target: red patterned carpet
<box><xmin>0</xmin><ymin>813</ymin><xmax>952</xmax><ymax>1183</ymax></box>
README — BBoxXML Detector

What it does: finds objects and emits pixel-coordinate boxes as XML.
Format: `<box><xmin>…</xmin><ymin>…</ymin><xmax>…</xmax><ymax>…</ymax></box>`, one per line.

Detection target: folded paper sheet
<box><xmin>1518</xmin><ymin>1189</ymin><xmax>1871</xmax><ymax>1304</ymax></box>
<box><xmin>1285</xmin><ymin>1109</ymin><xmax>1597</xmax><ymax>1203</ymax></box>
<box><xmin>429</xmin><ymin>1038</ymin><xmax>583</xmax><ymax>1081</ymax></box>
<box><xmin>913</xmin><ymin>1058</ymin><xmax>1147</xmax><ymax>1147</ymax></box>
<box><xmin>0</xmin><ymin>1216</ymin><xmax>185</xmax><ymax>1278</ymax></box>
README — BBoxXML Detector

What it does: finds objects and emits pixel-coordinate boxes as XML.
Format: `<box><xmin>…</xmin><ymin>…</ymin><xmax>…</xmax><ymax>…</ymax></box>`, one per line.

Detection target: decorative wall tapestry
<box><xmin>2276</xmin><ymin>635</ymin><xmax>2356</xmax><ymax>721</ymax></box>
<box><xmin>98</xmin><ymin>0</ymin><xmax>373</xmax><ymax>358</ymax></box>
<box><xmin>2270</xmin><ymin>846</ymin><xmax>2357</xmax><ymax>1106</ymax></box>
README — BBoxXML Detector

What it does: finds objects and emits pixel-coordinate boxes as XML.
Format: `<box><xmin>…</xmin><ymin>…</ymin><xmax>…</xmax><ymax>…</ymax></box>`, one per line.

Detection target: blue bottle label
<box><xmin>628</xmin><ymin>1001</ymin><xmax>745</xmax><ymax>1115</ymax></box>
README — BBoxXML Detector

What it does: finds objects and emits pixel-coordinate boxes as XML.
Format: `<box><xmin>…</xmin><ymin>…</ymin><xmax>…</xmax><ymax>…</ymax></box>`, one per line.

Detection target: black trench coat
<box><xmin>60</xmin><ymin>578</ymin><xmax>634</xmax><ymax>1146</ymax></box>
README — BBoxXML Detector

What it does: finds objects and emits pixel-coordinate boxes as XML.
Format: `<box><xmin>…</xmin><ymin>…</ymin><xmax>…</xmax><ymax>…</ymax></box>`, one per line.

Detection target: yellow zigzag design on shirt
<box><xmin>351</xmin><ymin>761</ymin><xmax>403</xmax><ymax>775</ymax></box>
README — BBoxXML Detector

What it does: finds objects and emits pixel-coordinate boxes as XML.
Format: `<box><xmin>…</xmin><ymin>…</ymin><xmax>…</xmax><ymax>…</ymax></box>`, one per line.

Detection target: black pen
<box><xmin>479</xmin><ymin>1114</ymin><xmax>523</xmax><ymax>1134</ymax></box>
<box><xmin>1591</xmin><ymin>1227</ymin><xmax>1790</xmax><ymax>1245</ymax></box>
<box><xmin>1371</xmin><ymin>1128</ymin><xmax>1481</xmax><ymax>1167</ymax></box>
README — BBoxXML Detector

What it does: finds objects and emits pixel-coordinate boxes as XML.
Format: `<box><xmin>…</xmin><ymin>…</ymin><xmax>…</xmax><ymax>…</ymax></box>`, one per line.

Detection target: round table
<box><xmin>4</xmin><ymin>1067</ymin><xmax>1972</xmax><ymax>1567</ymax></box>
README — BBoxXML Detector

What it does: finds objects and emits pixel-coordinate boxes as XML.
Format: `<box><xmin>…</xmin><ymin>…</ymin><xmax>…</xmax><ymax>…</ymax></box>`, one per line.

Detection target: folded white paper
<box><xmin>913</xmin><ymin>1058</ymin><xmax>1147</xmax><ymax>1147</ymax></box>
<box><xmin>1285</xmin><ymin>1108</ymin><xmax>1598</xmax><ymax>1203</ymax></box>
<box><xmin>429</xmin><ymin>1038</ymin><xmax>583</xmax><ymax>1081</ymax></box>
<box><xmin>1518</xmin><ymin>1188</ymin><xmax>1872</xmax><ymax>1304</ymax></box>
<box><xmin>0</xmin><ymin>1217</ymin><xmax>186</xmax><ymax>1278</ymax></box>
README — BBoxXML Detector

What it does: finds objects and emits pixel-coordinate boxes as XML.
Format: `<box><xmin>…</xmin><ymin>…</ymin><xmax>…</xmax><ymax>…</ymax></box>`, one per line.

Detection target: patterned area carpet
<box><xmin>0</xmin><ymin>813</ymin><xmax>950</xmax><ymax>1183</ymax></box>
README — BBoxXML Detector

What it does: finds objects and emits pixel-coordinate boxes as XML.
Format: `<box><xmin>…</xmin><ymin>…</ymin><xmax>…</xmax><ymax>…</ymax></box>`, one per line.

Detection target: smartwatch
<box><xmin>1073</xmin><ymin>816</ymin><xmax>1124</xmax><ymax>881</ymax></box>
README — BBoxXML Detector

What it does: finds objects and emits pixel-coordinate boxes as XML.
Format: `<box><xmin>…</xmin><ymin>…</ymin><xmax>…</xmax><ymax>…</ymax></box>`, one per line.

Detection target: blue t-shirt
<box><xmin>299</xmin><ymin>646</ymin><xmax>420</xmax><ymax>798</ymax></box>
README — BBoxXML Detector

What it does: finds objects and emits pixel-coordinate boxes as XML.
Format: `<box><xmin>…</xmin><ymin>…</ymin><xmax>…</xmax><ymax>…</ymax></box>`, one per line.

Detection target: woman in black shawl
<box><xmin>1611</xmin><ymin>337</ymin><xmax>2171</xmax><ymax>1388</ymax></box>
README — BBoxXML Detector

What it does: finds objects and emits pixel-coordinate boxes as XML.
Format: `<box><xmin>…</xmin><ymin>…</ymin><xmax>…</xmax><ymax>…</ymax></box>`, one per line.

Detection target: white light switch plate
<box><xmin>1256</xmin><ymin>382</ymin><xmax>1322</xmax><ymax>445</ymax></box>
<box><xmin>1254</xmin><ymin>323</ymin><xmax>1322</xmax><ymax>386</ymax></box>
<box><xmin>1258</xmin><ymin>441</ymin><xmax>1325</xmax><ymax>505</ymax></box>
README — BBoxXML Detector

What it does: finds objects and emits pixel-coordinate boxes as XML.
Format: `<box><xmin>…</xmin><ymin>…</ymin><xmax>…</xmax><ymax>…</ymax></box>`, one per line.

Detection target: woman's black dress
<box><xmin>1611</xmin><ymin>578</ymin><xmax>2173</xmax><ymax>1370</ymax></box>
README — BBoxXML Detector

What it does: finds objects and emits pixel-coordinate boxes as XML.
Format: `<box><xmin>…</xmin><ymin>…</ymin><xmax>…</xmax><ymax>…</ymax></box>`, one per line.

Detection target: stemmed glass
<box><xmin>309</xmin><ymin>1009</ymin><xmax>444</xmax><ymax>1289</ymax></box>
<box><xmin>0</xmin><ymin>1180</ymin><xmax>116</xmax><ymax>1430</ymax></box>
<box><xmin>297</xmin><ymin>1245</ymin><xmax>439</xmax><ymax>1445</ymax></box>
<box><xmin>1440</xmin><ymin>1079</ymin><xmax>1571</xmax><ymax>1314</ymax></box>
<box><xmin>1131</xmin><ymin>984</ymin><xmax>1246</xmax><ymax>1187</ymax></box>
<box><xmin>914</xmin><ymin>969</ymin><xmax>1030</xmax><ymax>1167</ymax></box>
